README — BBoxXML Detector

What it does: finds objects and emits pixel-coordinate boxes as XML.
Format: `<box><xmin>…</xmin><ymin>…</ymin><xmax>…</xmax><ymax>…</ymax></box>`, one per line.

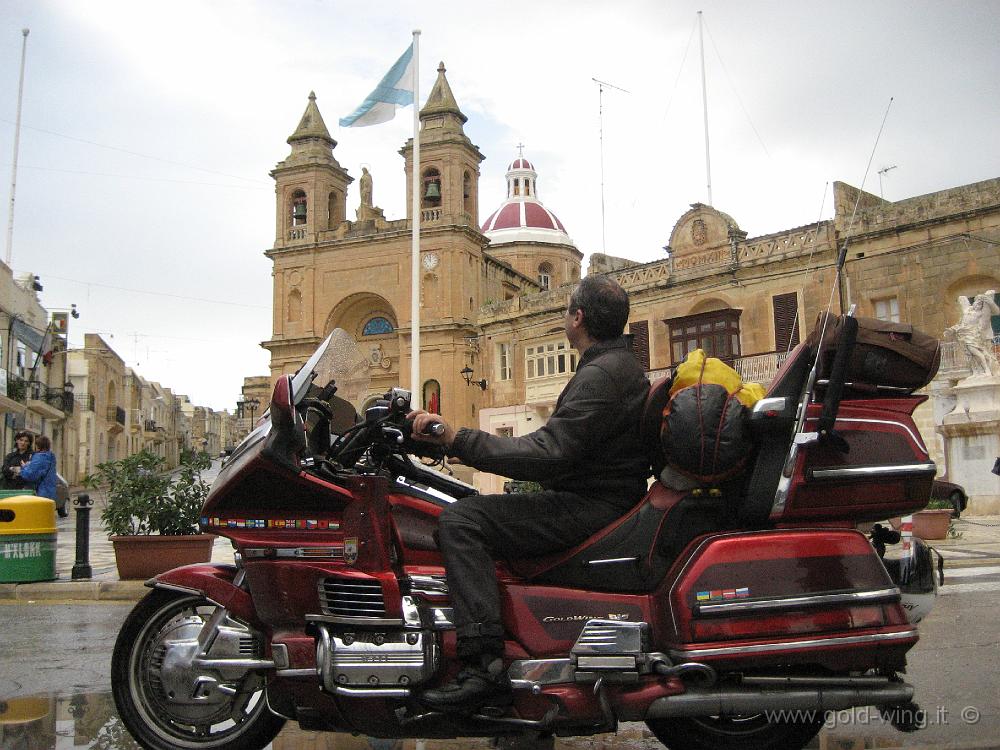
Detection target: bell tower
<box><xmin>271</xmin><ymin>92</ymin><xmax>353</xmax><ymax>249</ymax></box>
<box><xmin>400</xmin><ymin>63</ymin><xmax>484</xmax><ymax>227</ymax></box>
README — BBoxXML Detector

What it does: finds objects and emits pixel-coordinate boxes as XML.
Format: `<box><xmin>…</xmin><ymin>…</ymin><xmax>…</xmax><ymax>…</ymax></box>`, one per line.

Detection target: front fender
<box><xmin>149</xmin><ymin>563</ymin><xmax>263</xmax><ymax>627</ymax></box>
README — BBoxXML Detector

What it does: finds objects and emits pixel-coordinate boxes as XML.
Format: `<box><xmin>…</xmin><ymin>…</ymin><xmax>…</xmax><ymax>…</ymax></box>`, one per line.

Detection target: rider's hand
<box><xmin>407</xmin><ymin>410</ymin><xmax>456</xmax><ymax>448</ymax></box>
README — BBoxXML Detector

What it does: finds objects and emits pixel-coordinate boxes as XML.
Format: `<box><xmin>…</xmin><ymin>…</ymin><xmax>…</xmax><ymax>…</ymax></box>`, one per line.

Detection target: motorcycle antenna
<box><xmin>771</xmin><ymin>97</ymin><xmax>894</xmax><ymax>516</ymax></box>
<box><xmin>592</xmin><ymin>76</ymin><xmax>629</xmax><ymax>254</ymax></box>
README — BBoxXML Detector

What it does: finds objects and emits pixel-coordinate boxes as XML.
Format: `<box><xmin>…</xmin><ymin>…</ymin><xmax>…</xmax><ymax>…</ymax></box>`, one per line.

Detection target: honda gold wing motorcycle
<box><xmin>111</xmin><ymin>321</ymin><xmax>940</xmax><ymax>750</ymax></box>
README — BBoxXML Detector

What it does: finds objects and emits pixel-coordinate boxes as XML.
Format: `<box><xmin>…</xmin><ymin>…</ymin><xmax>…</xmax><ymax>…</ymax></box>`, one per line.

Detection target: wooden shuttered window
<box><xmin>772</xmin><ymin>292</ymin><xmax>800</xmax><ymax>353</ymax></box>
<box><xmin>629</xmin><ymin>320</ymin><xmax>650</xmax><ymax>371</ymax></box>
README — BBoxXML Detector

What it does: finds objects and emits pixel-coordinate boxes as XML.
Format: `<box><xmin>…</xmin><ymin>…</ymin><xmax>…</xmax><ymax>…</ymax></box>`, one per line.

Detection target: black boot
<box><xmin>420</xmin><ymin>654</ymin><xmax>513</xmax><ymax>713</ymax></box>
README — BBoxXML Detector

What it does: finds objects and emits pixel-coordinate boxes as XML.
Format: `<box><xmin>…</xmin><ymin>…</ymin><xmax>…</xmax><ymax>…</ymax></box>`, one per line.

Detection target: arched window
<box><xmin>423</xmin><ymin>379</ymin><xmax>441</xmax><ymax>415</ymax></box>
<box><xmin>362</xmin><ymin>317</ymin><xmax>394</xmax><ymax>336</ymax></box>
<box><xmin>538</xmin><ymin>261</ymin><xmax>553</xmax><ymax>290</ymax></box>
<box><xmin>463</xmin><ymin>171</ymin><xmax>473</xmax><ymax>214</ymax></box>
<box><xmin>291</xmin><ymin>190</ymin><xmax>307</xmax><ymax>226</ymax></box>
<box><xmin>421</xmin><ymin>168</ymin><xmax>441</xmax><ymax>208</ymax></box>
<box><xmin>327</xmin><ymin>191</ymin><xmax>339</xmax><ymax>229</ymax></box>
<box><xmin>513</xmin><ymin>178</ymin><xmax>521</xmax><ymax>196</ymax></box>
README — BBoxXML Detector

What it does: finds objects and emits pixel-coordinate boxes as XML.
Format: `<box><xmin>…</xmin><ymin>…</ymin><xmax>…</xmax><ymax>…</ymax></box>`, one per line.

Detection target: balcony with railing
<box><xmin>75</xmin><ymin>394</ymin><xmax>95</xmax><ymax>412</ymax></box>
<box><xmin>107</xmin><ymin>405</ymin><xmax>126</xmax><ymax>433</ymax></box>
<box><xmin>2</xmin><ymin>370</ymin><xmax>27</xmax><ymax>411</ymax></box>
<box><xmin>26</xmin><ymin>380</ymin><xmax>71</xmax><ymax>419</ymax></box>
<box><xmin>645</xmin><ymin>350</ymin><xmax>793</xmax><ymax>388</ymax></box>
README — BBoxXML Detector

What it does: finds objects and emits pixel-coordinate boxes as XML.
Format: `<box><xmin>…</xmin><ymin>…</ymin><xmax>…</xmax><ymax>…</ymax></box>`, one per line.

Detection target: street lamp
<box><xmin>460</xmin><ymin>366</ymin><xmax>488</xmax><ymax>391</ymax></box>
<box><xmin>238</xmin><ymin>394</ymin><xmax>260</xmax><ymax>430</ymax></box>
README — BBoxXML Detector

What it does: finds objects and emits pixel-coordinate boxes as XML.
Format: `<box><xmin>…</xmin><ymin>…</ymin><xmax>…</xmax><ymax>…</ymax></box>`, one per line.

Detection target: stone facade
<box><xmin>0</xmin><ymin>265</ymin><xmax>77</xmax><ymax>482</ymax></box>
<box><xmin>263</xmin><ymin>66</ymin><xmax>540</xmax><ymax>447</ymax></box>
<box><xmin>265</xmin><ymin>67</ymin><xmax>1000</xmax><ymax>506</ymax></box>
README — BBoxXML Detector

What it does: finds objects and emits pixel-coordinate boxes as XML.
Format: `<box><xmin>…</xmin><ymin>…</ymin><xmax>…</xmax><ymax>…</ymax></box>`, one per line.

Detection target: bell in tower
<box><xmin>400</xmin><ymin>63</ymin><xmax>483</xmax><ymax>225</ymax></box>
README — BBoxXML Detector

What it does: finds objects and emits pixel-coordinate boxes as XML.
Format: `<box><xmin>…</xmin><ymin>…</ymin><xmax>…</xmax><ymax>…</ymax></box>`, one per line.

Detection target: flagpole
<box><xmin>6</xmin><ymin>28</ymin><xmax>29</xmax><ymax>267</ymax></box>
<box><xmin>410</xmin><ymin>29</ymin><xmax>421</xmax><ymax>399</ymax></box>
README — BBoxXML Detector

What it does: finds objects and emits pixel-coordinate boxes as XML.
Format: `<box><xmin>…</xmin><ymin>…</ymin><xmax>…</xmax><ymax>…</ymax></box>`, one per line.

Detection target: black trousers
<box><xmin>436</xmin><ymin>490</ymin><xmax>624</xmax><ymax>656</ymax></box>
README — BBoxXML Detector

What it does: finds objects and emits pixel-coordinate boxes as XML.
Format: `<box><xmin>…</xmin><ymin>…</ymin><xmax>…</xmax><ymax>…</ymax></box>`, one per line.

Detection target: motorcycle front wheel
<box><xmin>112</xmin><ymin>588</ymin><xmax>286</xmax><ymax>750</ymax></box>
<box><xmin>646</xmin><ymin>712</ymin><xmax>825</xmax><ymax>750</ymax></box>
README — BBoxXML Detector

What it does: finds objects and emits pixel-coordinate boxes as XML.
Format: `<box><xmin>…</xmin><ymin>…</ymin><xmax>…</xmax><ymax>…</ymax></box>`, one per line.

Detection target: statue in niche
<box><xmin>944</xmin><ymin>290</ymin><xmax>1000</xmax><ymax>377</ymax></box>
<box><xmin>360</xmin><ymin>167</ymin><xmax>373</xmax><ymax>208</ymax></box>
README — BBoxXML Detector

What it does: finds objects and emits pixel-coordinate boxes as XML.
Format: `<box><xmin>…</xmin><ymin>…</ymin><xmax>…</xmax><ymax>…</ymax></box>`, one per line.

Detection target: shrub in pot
<box><xmin>912</xmin><ymin>499</ymin><xmax>954</xmax><ymax>541</ymax></box>
<box><xmin>84</xmin><ymin>449</ymin><xmax>215</xmax><ymax>579</ymax></box>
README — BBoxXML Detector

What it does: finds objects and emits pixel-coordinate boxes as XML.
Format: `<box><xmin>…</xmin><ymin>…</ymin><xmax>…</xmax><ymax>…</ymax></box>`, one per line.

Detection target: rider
<box><xmin>409</xmin><ymin>275</ymin><xmax>651</xmax><ymax>712</ymax></box>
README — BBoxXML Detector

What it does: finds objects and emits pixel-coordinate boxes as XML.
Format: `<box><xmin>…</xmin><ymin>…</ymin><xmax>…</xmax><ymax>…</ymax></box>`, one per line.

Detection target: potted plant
<box><xmin>84</xmin><ymin>449</ymin><xmax>215</xmax><ymax>579</ymax></box>
<box><xmin>911</xmin><ymin>499</ymin><xmax>954</xmax><ymax>540</ymax></box>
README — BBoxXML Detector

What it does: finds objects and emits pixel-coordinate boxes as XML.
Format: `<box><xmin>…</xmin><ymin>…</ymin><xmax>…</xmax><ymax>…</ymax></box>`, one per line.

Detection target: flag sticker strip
<box><xmin>697</xmin><ymin>588</ymin><xmax>751</xmax><ymax>602</ymax></box>
<box><xmin>200</xmin><ymin>518</ymin><xmax>340</xmax><ymax>531</ymax></box>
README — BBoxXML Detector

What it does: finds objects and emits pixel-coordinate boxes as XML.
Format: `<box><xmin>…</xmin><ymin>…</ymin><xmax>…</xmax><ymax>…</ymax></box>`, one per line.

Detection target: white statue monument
<box><xmin>944</xmin><ymin>289</ymin><xmax>1000</xmax><ymax>377</ymax></box>
<box><xmin>936</xmin><ymin>289</ymin><xmax>1000</xmax><ymax>514</ymax></box>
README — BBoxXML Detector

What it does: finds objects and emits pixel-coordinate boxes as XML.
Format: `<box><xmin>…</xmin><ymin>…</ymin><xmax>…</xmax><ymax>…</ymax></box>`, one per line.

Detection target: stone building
<box><xmin>0</xmin><ymin>266</ymin><xmax>77</xmax><ymax>479</ymax></box>
<box><xmin>263</xmin><ymin>67</ymin><xmax>1000</xmax><ymax>504</ymax></box>
<box><xmin>263</xmin><ymin>65</ymin><xmax>540</xmax><ymax>438</ymax></box>
<box><xmin>235</xmin><ymin>375</ymin><xmax>271</xmax><ymax>443</ymax></box>
<box><xmin>67</xmin><ymin>334</ymin><xmax>128</xmax><ymax>481</ymax></box>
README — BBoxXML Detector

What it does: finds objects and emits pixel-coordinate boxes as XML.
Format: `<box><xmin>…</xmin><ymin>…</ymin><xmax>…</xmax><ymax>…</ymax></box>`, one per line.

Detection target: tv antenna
<box><xmin>592</xmin><ymin>77</ymin><xmax>630</xmax><ymax>254</ymax></box>
<box><xmin>877</xmin><ymin>165</ymin><xmax>897</xmax><ymax>199</ymax></box>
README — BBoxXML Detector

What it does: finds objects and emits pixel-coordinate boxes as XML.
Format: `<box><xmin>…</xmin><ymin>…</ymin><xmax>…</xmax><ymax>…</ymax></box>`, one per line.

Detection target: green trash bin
<box><xmin>0</xmin><ymin>495</ymin><xmax>57</xmax><ymax>583</ymax></box>
<box><xmin>0</xmin><ymin>488</ymin><xmax>35</xmax><ymax>498</ymax></box>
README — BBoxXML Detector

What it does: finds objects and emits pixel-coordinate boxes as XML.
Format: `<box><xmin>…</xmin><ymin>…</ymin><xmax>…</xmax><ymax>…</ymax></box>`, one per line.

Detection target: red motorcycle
<box><xmin>111</xmin><ymin>323</ymin><xmax>940</xmax><ymax>750</ymax></box>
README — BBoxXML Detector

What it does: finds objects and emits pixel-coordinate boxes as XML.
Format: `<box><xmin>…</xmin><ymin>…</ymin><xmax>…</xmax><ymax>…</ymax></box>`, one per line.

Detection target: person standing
<box><xmin>1</xmin><ymin>431</ymin><xmax>33</xmax><ymax>491</ymax></box>
<box><xmin>409</xmin><ymin>275</ymin><xmax>651</xmax><ymax>712</ymax></box>
<box><xmin>15</xmin><ymin>434</ymin><xmax>57</xmax><ymax>502</ymax></box>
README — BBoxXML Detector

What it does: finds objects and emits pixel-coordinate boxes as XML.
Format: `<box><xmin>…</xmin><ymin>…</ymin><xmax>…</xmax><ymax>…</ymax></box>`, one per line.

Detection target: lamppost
<box><xmin>237</xmin><ymin>394</ymin><xmax>260</xmax><ymax>437</ymax></box>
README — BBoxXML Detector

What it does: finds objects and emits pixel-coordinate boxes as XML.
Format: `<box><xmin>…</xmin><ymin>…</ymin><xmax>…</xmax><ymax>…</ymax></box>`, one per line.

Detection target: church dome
<box><xmin>482</xmin><ymin>153</ymin><xmax>573</xmax><ymax>246</ymax></box>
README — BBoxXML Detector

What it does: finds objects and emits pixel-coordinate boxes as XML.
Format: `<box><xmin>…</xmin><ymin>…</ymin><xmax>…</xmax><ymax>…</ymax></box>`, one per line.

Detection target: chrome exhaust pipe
<box><xmin>645</xmin><ymin>683</ymin><xmax>913</xmax><ymax>718</ymax></box>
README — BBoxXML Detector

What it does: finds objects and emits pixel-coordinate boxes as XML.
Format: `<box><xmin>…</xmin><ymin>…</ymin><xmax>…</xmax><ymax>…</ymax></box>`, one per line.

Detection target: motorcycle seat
<box><xmin>508</xmin><ymin>481</ymin><xmax>740</xmax><ymax>593</ymax></box>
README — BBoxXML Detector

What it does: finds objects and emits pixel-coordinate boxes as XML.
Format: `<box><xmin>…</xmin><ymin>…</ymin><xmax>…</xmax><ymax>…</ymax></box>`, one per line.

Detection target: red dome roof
<box><xmin>482</xmin><ymin>152</ymin><xmax>573</xmax><ymax>246</ymax></box>
<box><xmin>482</xmin><ymin>201</ymin><xmax>566</xmax><ymax>234</ymax></box>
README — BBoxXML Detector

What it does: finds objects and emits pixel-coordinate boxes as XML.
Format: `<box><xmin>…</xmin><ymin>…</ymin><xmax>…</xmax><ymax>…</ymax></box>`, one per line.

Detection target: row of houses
<box><xmin>1</xmin><ymin>266</ymin><xmax>243</xmax><ymax>485</ymax></box>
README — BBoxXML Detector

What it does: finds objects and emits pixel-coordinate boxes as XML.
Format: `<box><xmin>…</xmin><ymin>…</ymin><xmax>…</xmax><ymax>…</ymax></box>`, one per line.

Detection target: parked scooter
<box><xmin>111</xmin><ymin>321</ymin><xmax>940</xmax><ymax>750</ymax></box>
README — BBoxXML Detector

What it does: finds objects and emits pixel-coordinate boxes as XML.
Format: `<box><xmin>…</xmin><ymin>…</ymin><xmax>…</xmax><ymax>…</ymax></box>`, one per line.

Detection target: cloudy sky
<box><xmin>2</xmin><ymin>0</ymin><xmax>998</xmax><ymax>410</ymax></box>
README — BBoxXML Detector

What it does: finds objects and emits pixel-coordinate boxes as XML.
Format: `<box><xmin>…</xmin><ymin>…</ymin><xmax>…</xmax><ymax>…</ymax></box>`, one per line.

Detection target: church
<box><xmin>262</xmin><ymin>63</ymin><xmax>1000</xmax><ymax>498</ymax></box>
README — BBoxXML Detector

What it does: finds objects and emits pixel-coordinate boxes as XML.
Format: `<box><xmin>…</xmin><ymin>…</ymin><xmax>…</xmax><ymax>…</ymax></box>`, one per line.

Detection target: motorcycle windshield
<box><xmin>290</xmin><ymin>328</ymin><xmax>371</xmax><ymax>408</ymax></box>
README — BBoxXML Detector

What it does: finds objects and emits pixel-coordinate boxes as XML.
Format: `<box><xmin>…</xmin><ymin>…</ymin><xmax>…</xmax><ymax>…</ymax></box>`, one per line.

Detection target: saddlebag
<box><xmin>807</xmin><ymin>313</ymin><xmax>940</xmax><ymax>393</ymax></box>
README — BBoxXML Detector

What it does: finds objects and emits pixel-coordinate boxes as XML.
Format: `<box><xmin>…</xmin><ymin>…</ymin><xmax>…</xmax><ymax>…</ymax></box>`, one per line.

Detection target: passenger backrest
<box><xmin>737</xmin><ymin>342</ymin><xmax>814</xmax><ymax>526</ymax></box>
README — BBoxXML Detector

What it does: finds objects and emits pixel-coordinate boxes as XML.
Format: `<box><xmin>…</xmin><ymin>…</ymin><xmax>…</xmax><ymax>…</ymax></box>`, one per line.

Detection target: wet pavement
<box><xmin>2</xmin><ymin>687</ymin><xmax>998</xmax><ymax>750</ymax></box>
<box><xmin>2</xmin><ymin>459</ymin><xmax>998</xmax><ymax>748</ymax></box>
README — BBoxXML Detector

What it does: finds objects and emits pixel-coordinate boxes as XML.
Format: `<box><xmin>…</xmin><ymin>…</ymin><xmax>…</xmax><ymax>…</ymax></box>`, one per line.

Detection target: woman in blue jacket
<box><xmin>15</xmin><ymin>434</ymin><xmax>57</xmax><ymax>501</ymax></box>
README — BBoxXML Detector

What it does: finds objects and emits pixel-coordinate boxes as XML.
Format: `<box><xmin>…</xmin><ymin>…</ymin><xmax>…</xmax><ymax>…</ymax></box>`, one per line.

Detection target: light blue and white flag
<box><xmin>339</xmin><ymin>43</ymin><xmax>415</xmax><ymax>127</ymax></box>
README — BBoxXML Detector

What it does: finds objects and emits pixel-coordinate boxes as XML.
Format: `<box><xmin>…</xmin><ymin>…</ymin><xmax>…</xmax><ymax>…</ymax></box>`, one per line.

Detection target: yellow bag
<box><xmin>661</xmin><ymin>350</ymin><xmax>764</xmax><ymax>485</ymax></box>
<box><xmin>669</xmin><ymin>349</ymin><xmax>765</xmax><ymax>408</ymax></box>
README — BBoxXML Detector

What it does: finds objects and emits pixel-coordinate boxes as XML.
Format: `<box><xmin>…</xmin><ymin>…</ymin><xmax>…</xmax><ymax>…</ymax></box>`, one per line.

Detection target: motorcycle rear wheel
<box><xmin>646</xmin><ymin>712</ymin><xmax>825</xmax><ymax>750</ymax></box>
<box><xmin>112</xmin><ymin>588</ymin><xmax>286</xmax><ymax>750</ymax></box>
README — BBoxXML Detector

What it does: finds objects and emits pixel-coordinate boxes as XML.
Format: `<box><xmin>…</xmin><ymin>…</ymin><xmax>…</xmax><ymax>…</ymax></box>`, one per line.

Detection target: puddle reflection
<box><xmin>0</xmin><ymin>691</ymin><xmax>492</xmax><ymax>750</ymax></box>
<box><xmin>0</xmin><ymin>690</ymin><xmax>912</xmax><ymax>750</ymax></box>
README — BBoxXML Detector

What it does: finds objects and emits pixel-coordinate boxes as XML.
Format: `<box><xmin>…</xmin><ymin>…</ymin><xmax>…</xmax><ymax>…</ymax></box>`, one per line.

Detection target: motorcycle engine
<box><xmin>315</xmin><ymin>625</ymin><xmax>438</xmax><ymax>690</ymax></box>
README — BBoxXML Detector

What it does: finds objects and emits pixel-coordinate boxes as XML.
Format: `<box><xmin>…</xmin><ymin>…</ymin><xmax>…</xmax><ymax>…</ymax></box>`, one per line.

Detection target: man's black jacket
<box><xmin>449</xmin><ymin>336</ymin><xmax>651</xmax><ymax>510</ymax></box>
<box><xmin>1</xmin><ymin>449</ymin><xmax>32</xmax><ymax>490</ymax></box>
